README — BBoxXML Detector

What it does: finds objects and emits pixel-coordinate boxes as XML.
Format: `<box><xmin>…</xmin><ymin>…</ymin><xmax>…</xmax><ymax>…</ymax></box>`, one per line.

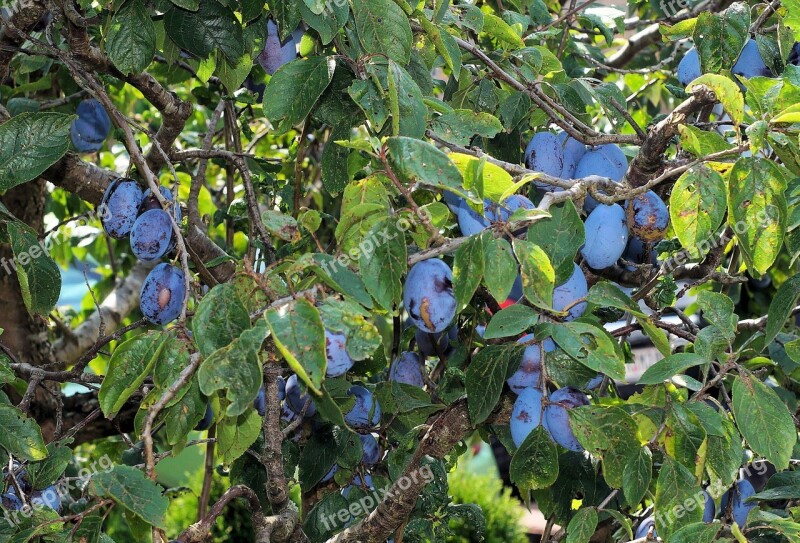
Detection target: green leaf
<box><xmin>28</xmin><ymin>441</ymin><xmax>72</xmax><ymax>489</ymax></box>
<box><xmin>509</xmin><ymin>425</ymin><xmax>558</xmax><ymax>490</ymax></box>
<box><xmin>670</xmin><ymin>165</ymin><xmax>727</xmax><ymax>258</ymax></box>
<box><xmin>318</xmin><ymin>298</ymin><xmax>381</xmax><ymax>361</ymax></box>
<box><xmin>299</xmin><ymin>0</ymin><xmax>348</xmax><ymax>44</ymax></box>
<box><xmin>654</xmin><ymin>457</ymin><xmax>704</xmax><ymax>540</ymax></box>
<box><xmin>98</xmin><ymin>332</ymin><xmax>169</xmax><ymax>418</ymax></box>
<box><xmin>4</xmin><ymin>221</ymin><xmax>61</xmax><ymax>315</ymax></box>
<box><xmin>198</xmin><ymin>319</ymin><xmax>268</xmax><ymax>417</ymax></box>
<box><xmin>192</xmin><ymin>282</ymin><xmax>251</xmax><ymax>358</ymax></box>
<box><xmin>465</xmin><ymin>344</ymin><xmax>524</xmax><ymax>424</ymax></box>
<box><xmin>450</xmin><ymin>153</ymin><xmax>514</xmax><ymax>202</ymax></box>
<box><xmin>665</xmin><ymin>403</ymin><xmax>707</xmax><ymax>477</ymax></box>
<box><xmin>538</xmin><ymin>322</ymin><xmax>625</xmax><ymax>380</ymax></box>
<box><xmin>385</xmin><ymin>136</ymin><xmax>463</xmax><ymax>190</ymax></box>
<box><xmin>164</xmin><ymin>2</ymin><xmax>244</xmax><ymax>62</ymax></box>
<box><xmin>638</xmin><ymin>353</ymin><xmax>706</xmax><ymax>385</ymax></box>
<box><xmin>358</xmin><ymin>217</ymin><xmax>407</xmax><ymax>311</ymax></box>
<box><xmin>431</xmin><ymin>110</ymin><xmax>503</xmax><ymax>146</ymax></box>
<box><xmin>765</xmin><ymin>274</ymin><xmax>800</xmax><ymax>345</ymax></box>
<box><xmin>622</xmin><ymin>447</ymin><xmax>652</xmax><ymax>505</ymax></box>
<box><xmin>91</xmin><ymin>465</ymin><xmax>168</xmax><ymax>528</ymax></box>
<box><xmin>525</xmin><ymin>200</ymin><xmax>585</xmax><ymax>283</ymax></box>
<box><xmin>216</xmin><ymin>408</ymin><xmax>263</xmax><ymax>463</ymax></box>
<box><xmin>164</xmin><ymin>381</ymin><xmax>207</xmax><ymax>446</ymax></box>
<box><xmin>262</xmin><ymin>209</ymin><xmax>301</xmax><ymax>242</ymax></box>
<box><xmin>352</xmin><ymin>0</ymin><xmax>412</xmax><ymax>63</ymax></box>
<box><xmin>106</xmin><ymin>0</ymin><xmax>156</xmax><ymax>75</ymax></box>
<box><xmin>453</xmin><ymin>234</ymin><xmax>484</xmax><ymax>309</ymax></box>
<box><xmin>310</xmin><ymin>254</ymin><xmax>373</xmax><ymax>309</ymax></box>
<box><xmin>484</xmin><ymin>305</ymin><xmax>539</xmax><ymax>339</ymax></box>
<box><xmin>732</xmin><ymin>374</ymin><xmax>797</xmax><ymax>470</ymax></box>
<box><xmin>387</xmin><ymin>61</ymin><xmax>427</xmax><ymax>138</ymax></box>
<box><xmin>692</xmin><ymin>4</ymin><xmax>749</xmax><ymax>76</ymax></box>
<box><xmin>480</xmin><ymin>12</ymin><xmax>525</xmax><ymax>49</ymax></box>
<box><xmin>670</xmin><ymin>522</ymin><xmax>721</xmax><ymax>543</ymax></box>
<box><xmin>265</xmin><ymin>299</ymin><xmax>326</xmax><ymax>394</ymax></box>
<box><xmin>569</xmin><ymin>406</ymin><xmax>639</xmax><ymax>488</ymax></box>
<box><xmin>679</xmin><ymin>125</ymin><xmax>735</xmax><ymax>157</ymax></box>
<box><xmin>688</xmin><ymin>73</ymin><xmax>745</xmax><ymax>125</ymax></box>
<box><xmin>727</xmin><ymin>156</ymin><xmax>787</xmax><ymax>275</ymax></box>
<box><xmin>565</xmin><ymin>507</ymin><xmax>598</xmax><ymax>543</ymax></box>
<box><xmin>0</xmin><ymin>112</ymin><xmax>73</xmax><ymax>190</ymax></box>
<box><xmin>263</xmin><ymin>56</ymin><xmax>336</xmax><ymax>134</ymax></box>
<box><xmin>513</xmin><ymin>239</ymin><xmax>554</xmax><ymax>311</ymax></box>
<box><xmin>0</xmin><ymin>403</ymin><xmax>47</xmax><ymax>461</ymax></box>
<box><xmin>482</xmin><ymin>237</ymin><xmax>518</xmax><ymax>301</ymax></box>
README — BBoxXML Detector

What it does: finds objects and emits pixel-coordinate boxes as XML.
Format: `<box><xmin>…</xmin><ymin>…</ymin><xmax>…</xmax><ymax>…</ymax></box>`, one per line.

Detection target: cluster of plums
<box><xmin>70</xmin><ymin>98</ymin><xmax>111</xmax><ymax>153</ymax></box>
<box><xmin>100</xmin><ymin>178</ymin><xmax>185</xmax><ymax>325</ymax></box>
<box><xmin>0</xmin><ymin>465</ymin><xmax>61</xmax><ymax>514</ymax></box>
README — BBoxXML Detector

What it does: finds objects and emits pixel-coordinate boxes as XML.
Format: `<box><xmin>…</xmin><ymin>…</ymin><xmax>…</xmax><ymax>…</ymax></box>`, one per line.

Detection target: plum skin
<box><xmin>403</xmin><ymin>259</ymin><xmax>457</xmax><ymax>333</ymax></box>
<box><xmin>634</xmin><ymin>516</ymin><xmax>656</xmax><ymax>540</ymax></box>
<box><xmin>258</xmin><ymin>20</ymin><xmax>297</xmax><ymax>75</ymax></box>
<box><xmin>325</xmin><ymin>330</ymin><xmax>354</xmax><ymax>377</ymax></box>
<box><xmin>194</xmin><ymin>402</ymin><xmax>214</xmax><ymax>430</ymax></box>
<box><xmin>580</xmin><ymin>204</ymin><xmax>629</xmax><ymax>269</ymax></box>
<box><xmin>360</xmin><ymin>433</ymin><xmax>380</xmax><ymax>465</ymax></box>
<box><xmin>285</xmin><ymin>374</ymin><xmax>317</xmax><ymax>417</ymax></box>
<box><xmin>510</xmin><ymin>386</ymin><xmax>544</xmax><ymax>447</ymax></box>
<box><xmin>678</xmin><ymin>47</ymin><xmax>701</xmax><ymax>86</ymax></box>
<box><xmin>507</xmin><ymin>334</ymin><xmax>542</xmax><ymax>394</ymax></box>
<box><xmin>344</xmin><ymin>385</ymin><xmax>381</xmax><ymax>430</ymax></box>
<box><xmin>389</xmin><ymin>351</ymin><xmax>426</xmax><ymax>387</ymax></box>
<box><xmin>131</xmin><ymin>209</ymin><xmax>175</xmax><ymax>262</ymax></box>
<box><xmin>575</xmin><ymin>145</ymin><xmax>627</xmax><ymax>212</ymax></box>
<box><xmin>140</xmin><ymin>263</ymin><xmax>185</xmax><ymax>325</ymax></box>
<box><xmin>100</xmin><ymin>178</ymin><xmax>144</xmax><ymax>239</ymax></box>
<box><xmin>71</xmin><ymin>98</ymin><xmax>111</xmax><ymax>153</ymax></box>
<box><xmin>552</xmin><ymin>263</ymin><xmax>588</xmax><ymax>320</ymax></box>
<box><xmin>415</xmin><ymin>325</ymin><xmax>457</xmax><ymax>358</ymax></box>
<box><xmin>626</xmin><ymin>190</ymin><xmax>669</xmax><ymax>242</ymax></box>
<box><xmin>558</xmin><ymin>132</ymin><xmax>587</xmax><ymax>179</ymax></box>
<box><xmin>543</xmin><ymin>387</ymin><xmax>590</xmax><ymax>452</ymax></box>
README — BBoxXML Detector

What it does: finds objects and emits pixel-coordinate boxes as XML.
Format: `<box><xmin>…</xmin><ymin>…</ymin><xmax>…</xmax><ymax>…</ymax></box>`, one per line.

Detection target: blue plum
<box><xmin>344</xmin><ymin>386</ymin><xmax>381</xmax><ymax>430</ymax></box>
<box><xmin>499</xmin><ymin>274</ymin><xmax>525</xmax><ymax>309</ymax></box>
<box><xmin>71</xmin><ymin>98</ymin><xmax>111</xmax><ymax>153</ymax></box>
<box><xmin>389</xmin><ymin>351</ymin><xmax>426</xmax><ymax>387</ymax></box>
<box><xmin>585</xmin><ymin>374</ymin><xmax>604</xmax><ymax>390</ymax></box>
<box><xmin>635</xmin><ymin>516</ymin><xmax>656</xmax><ymax>540</ymax></box>
<box><xmin>733</xmin><ymin>39</ymin><xmax>773</xmax><ymax>79</ymax></box>
<box><xmin>360</xmin><ymin>433</ymin><xmax>380</xmax><ymax>465</ymax></box>
<box><xmin>484</xmin><ymin>195</ymin><xmax>535</xmax><ymax>223</ymax></box>
<box><xmin>623</xmin><ymin>236</ymin><xmax>658</xmax><ymax>267</ymax></box>
<box><xmin>140</xmin><ymin>263</ymin><xmax>185</xmax><ymax>325</ymax></box>
<box><xmin>341</xmin><ymin>474</ymin><xmax>375</xmax><ymax>498</ymax></box>
<box><xmin>525</xmin><ymin>132</ymin><xmax>564</xmax><ymax>191</ymax></box>
<box><xmin>543</xmin><ymin>387</ymin><xmax>589</xmax><ymax>452</ymax></box>
<box><xmin>552</xmin><ymin>263</ymin><xmax>588</xmax><ymax>320</ymax></box>
<box><xmin>678</xmin><ymin>47</ymin><xmax>701</xmax><ymax>86</ymax></box>
<box><xmin>580</xmin><ymin>204</ymin><xmax>628</xmax><ymax>269</ymax></box>
<box><xmin>1</xmin><ymin>490</ymin><xmax>22</xmax><ymax>510</ymax></box>
<box><xmin>626</xmin><ymin>191</ymin><xmax>669</xmax><ymax>241</ymax></box>
<box><xmin>507</xmin><ymin>334</ymin><xmax>542</xmax><ymax>394</ymax></box>
<box><xmin>321</xmin><ymin>464</ymin><xmax>338</xmax><ymax>483</ymax></box>
<box><xmin>574</xmin><ymin>148</ymin><xmax>625</xmax><ymax>212</ymax></box>
<box><xmin>131</xmin><ymin>209</ymin><xmax>174</xmax><ymax>262</ymax></box>
<box><xmin>455</xmin><ymin>199</ymin><xmax>490</xmax><ymax>235</ymax></box>
<box><xmin>790</xmin><ymin>42</ymin><xmax>800</xmax><ymax>67</ymax></box>
<box><xmin>510</xmin><ymin>386</ymin><xmax>544</xmax><ymax>447</ymax></box>
<box><xmin>140</xmin><ymin>186</ymin><xmax>181</xmax><ymax>227</ymax></box>
<box><xmin>285</xmin><ymin>374</ymin><xmax>316</xmax><ymax>417</ymax></box>
<box><xmin>257</xmin><ymin>20</ymin><xmax>297</xmax><ymax>75</ymax></box>
<box><xmin>415</xmin><ymin>325</ymin><xmax>457</xmax><ymax>358</ymax></box>
<box><xmin>557</xmin><ymin>132</ymin><xmax>587</xmax><ymax>179</ymax></box>
<box><xmin>403</xmin><ymin>259</ymin><xmax>457</xmax><ymax>333</ymax></box>
<box><xmin>194</xmin><ymin>402</ymin><xmax>214</xmax><ymax>430</ymax></box>
<box><xmin>326</xmin><ymin>330</ymin><xmax>354</xmax><ymax>377</ymax></box>
<box><xmin>100</xmin><ymin>178</ymin><xmax>144</xmax><ymax>239</ymax></box>
<box><xmin>727</xmin><ymin>479</ymin><xmax>756</xmax><ymax>526</ymax></box>
<box><xmin>254</xmin><ymin>387</ymin><xmax>266</xmax><ymax>416</ymax></box>
<box><xmin>703</xmin><ymin>490</ymin><xmax>715</xmax><ymax>522</ymax></box>
<box><xmin>31</xmin><ymin>486</ymin><xmax>61</xmax><ymax>513</ymax></box>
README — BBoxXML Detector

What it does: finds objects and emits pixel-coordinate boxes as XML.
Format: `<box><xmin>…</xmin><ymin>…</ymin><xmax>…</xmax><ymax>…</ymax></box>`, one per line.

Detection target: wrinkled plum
<box><xmin>131</xmin><ymin>209</ymin><xmax>174</xmax><ymax>262</ymax></box>
<box><xmin>389</xmin><ymin>351</ymin><xmax>426</xmax><ymax>387</ymax></box>
<box><xmin>100</xmin><ymin>178</ymin><xmax>144</xmax><ymax>239</ymax></box>
<box><xmin>140</xmin><ymin>263</ymin><xmax>185</xmax><ymax>325</ymax></box>
<box><xmin>580</xmin><ymin>204</ymin><xmax>628</xmax><ymax>269</ymax></box>
<box><xmin>507</xmin><ymin>334</ymin><xmax>542</xmax><ymax>394</ymax></box>
<box><xmin>403</xmin><ymin>259</ymin><xmax>457</xmax><ymax>333</ymax></box>
<box><xmin>510</xmin><ymin>386</ymin><xmax>544</xmax><ymax>447</ymax></box>
<box><xmin>552</xmin><ymin>263</ymin><xmax>588</xmax><ymax>320</ymax></box>
<box><xmin>543</xmin><ymin>387</ymin><xmax>589</xmax><ymax>451</ymax></box>
<box><xmin>626</xmin><ymin>190</ymin><xmax>669</xmax><ymax>241</ymax></box>
<box><xmin>326</xmin><ymin>330</ymin><xmax>354</xmax><ymax>377</ymax></box>
<box><xmin>71</xmin><ymin>98</ymin><xmax>111</xmax><ymax>153</ymax></box>
<box><xmin>344</xmin><ymin>385</ymin><xmax>381</xmax><ymax>430</ymax></box>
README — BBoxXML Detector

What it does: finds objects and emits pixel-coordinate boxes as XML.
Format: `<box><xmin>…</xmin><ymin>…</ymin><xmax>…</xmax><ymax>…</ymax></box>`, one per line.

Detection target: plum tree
<box><xmin>257</xmin><ymin>20</ymin><xmax>298</xmax><ymax>75</ymax></box>
<box><xmin>130</xmin><ymin>209</ymin><xmax>175</xmax><ymax>262</ymax></box>
<box><xmin>678</xmin><ymin>47</ymin><xmax>702</xmax><ymax>86</ymax></box>
<box><xmin>70</xmin><ymin>98</ymin><xmax>111</xmax><ymax>153</ymax></box>
<box><xmin>389</xmin><ymin>351</ymin><xmax>426</xmax><ymax>387</ymax></box>
<box><xmin>510</xmin><ymin>386</ymin><xmax>544</xmax><ymax>447</ymax></box>
<box><xmin>507</xmin><ymin>334</ymin><xmax>542</xmax><ymax>394</ymax></box>
<box><xmin>344</xmin><ymin>385</ymin><xmax>381</xmax><ymax>430</ymax></box>
<box><xmin>100</xmin><ymin>178</ymin><xmax>143</xmax><ymax>239</ymax></box>
<box><xmin>626</xmin><ymin>190</ymin><xmax>669</xmax><ymax>241</ymax></box>
<box><xmin>415</xmin><ymin>325</ymin><xmax>457</xmax><ymax>358</ymax></box>
<box><xmin>552</xmin><ymin>263</ymin><xmax>588</xmax><ymax>320</ymax></box>
<box><xmin>581</xmin><ymin>204</ymin><xmax>629</xmax><ymax>269</ymax></box>
<box><xmin>543</xmin><ymin>387</ymin><xmax>590</xmax><ymax>451</ymax></box>
<box><xmin>325</xmin><ymin>330</ymin><xmax>354</xmax><ymax>377</ymax></box>
<box><xmin>139</xmin><ymin>263</ymin><xmax>185</xmax><ymax>325</ymax></box>
<box><xmin>285</xmin><ymin>374</ymin><xmax>316</xmax><ymax>417</ymax></box>
<box><xmin>403</xmin><ymin>259</ymin><xmax>456</xmax><ymax>333</ymax></box>
<box><xmin>733</xmin><ymin>39</ymin><xmax>773</xmax><ymax>79</ymax></box>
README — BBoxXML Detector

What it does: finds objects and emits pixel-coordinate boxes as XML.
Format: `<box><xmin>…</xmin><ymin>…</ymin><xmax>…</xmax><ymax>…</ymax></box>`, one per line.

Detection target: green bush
<box><xmin>447</xmin><ymin>468</ymin><xmax>529</xmax><ymax>543</ymax></box>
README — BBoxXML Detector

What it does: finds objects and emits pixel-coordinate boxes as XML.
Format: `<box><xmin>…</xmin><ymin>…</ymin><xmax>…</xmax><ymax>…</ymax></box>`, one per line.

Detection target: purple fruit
<box><xmin>626</xmin><ymin>191</ymin><xmax>669</xmax><ymax>241</ymax></box>
<box><xmin>389</xmin><ymin>351</ymin><xmax>426</xmax><ymax>387</ymax></box>
<box><xmin>321</xmin><ymin>464</ymin><xmax>338</xmax><ymax>483</ymax></box>
<box><xmin>131</xmin><ymin>209</ymin><xmax>174</xmax><ymax>262</ymax></box>
<box><xmin>574</xmin><ymin>148</ymin><xmax>625</xmax><ymax>212</ymax></box>
<box><xmin>341</xmin><ymin>474</ymin><xmax>374</xmax><ymax>498</ymax></box>
<box><xmin>623</xmin><ymin>236</ymin><xmax>658</xmax><ymax>267</ymax></box>
<box><xmin>635</xmin><ymin>516</ymin><xmax>656</xmax><ymax>540</ymax></box>
<box><xmin>344</xmin><ymin>386</ymin><xmax>381</xmax><ymax>430</ymax></box>
<box><xmin>254</xmin><ymin>387</ymin><xmax>266</xmax><ymax>416</ymax></box>
<box><xmin>31</xmin><ymin>485</ymin><xmax>60</xmax><ymax>513</ymax></box>
<box><xmin>326</xmin><ymin>330</ymin><xmax>354</xmax><ymax>377</ymax></box>
<box><xmin>1</xmin><ymin>490</ymin><xmax>22</xmax><ymax>511</ymax></box>
<box><xmin>558</xmin><ymin>132</ymin><xmax>587</xmax><ymax>179</ymax></box>
<box><xmin>543</xmin><ymin>387</ymin><xmax>589</xmax><ymax>452</ymax></box>
<box><xmin>484</xmin><ymin>195</ymin><xmax>535</xmax><ymax>223</ymax></box>
<box><xmin>140</xmin><ymin>263</ymin><xmax>185</xmax><ymax>325</ymax></box>
<box><xmin>278</xmin><ymin>376</ymin><xmax>285</xmax><ymax>401</ymax></box>
<box><xmin>789</xmin><ymin>42</ymin><xmax>800</xmax><ymax>66</ymax></box>
<box><xmin>403</xmin><ymin>259</ymin><xmax>457</xmax><ymax>333</ymax></box>
<box><xmin>580</xmin><ymin>204</ymin><xmax>628</xmax><ymax>269</ymax></box>
<box><xmin>285</xmin><ymin>374</ymin><xmax>316</xmax><ymax>417</ymax></box>
<box><xmin>139</xmin><ymin>186</ymin><xmax>181</xmax><ymax>224</ymax></box>
<box><xmin>585</xmin><ymin>374</ymin><xmax>604</xmax><ymax>390</ymax></box>
<box><xmin>730</xmin><ymin>480</ymin><xmax>756</xmax><ymax>526</ymax></box>
<box><xmin>552</xmin><ymin>263</ymin><xmax>588</xmax><ymax>320</ymax></box>
<box><xmin>455</xmin><ymin>199</ymin><xmax>490</xmax><ymax>236</ymax></box>
<box><xmin>415</xmin><ymin>325</ymin><xmax>457</xmax><ymax>358</ymax></box>
<box><xmin>678</xmin><ymin>47</ymin><xmax>701</xmax><ymax>86</ymax></box>
<box><xmin>733</xmin><ymin>39</ymin><xmax>773</xmax><ymax>79</ymax></box>
<box><xmin>525</xmin><ymin>132</ymin><xmax>565</xmax><ymax>191</ymax></box>
<box><xmin>703</xmin><ymin>490</ymin><xmax>715</xmax><ymax>522</ymax></box>
<box><xmin>100</xmin><ymin>178</ymin><xmax>144</xmax><ymax>239</ymax></box>
<box><xmin>360</xmin><ymin>433</ymin><xmax>380</xmax><ymax>465</ymax></box>
<box><xmin>257</xmin><ymin>20</ymin><xmax>297</xmax><ymax>75</ymax></box>
<box><xmin>194</xmin><ymin>402</ymin><xmax>214</xmax><ymax>430</ymax></box>
<box><xmin>510</xmin><ymin>386</ymin><xmax>545</xmax><ymax>447</ymax></box>
<box><xmin>507</xmin><ymin>334</ymin><xmax>542</xmax><ymax>394</ymax></box>
<box><xmin>71</xmin><ymin>98</ymin><xmax>111</xmax><ymax>153</ymax></box>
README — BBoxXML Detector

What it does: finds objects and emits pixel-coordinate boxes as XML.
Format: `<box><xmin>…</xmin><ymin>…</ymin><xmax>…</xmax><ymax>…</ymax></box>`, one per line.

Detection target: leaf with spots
<box><xmin>265</xmin><ymin>300</ymin><xmax>327</xmax><ymax>394</ymax></box>
<box><xmin>91</xmin><ymin>465</ymin><xmax>169</xmax><ymax>528</ymax></box>
<box><xmin>465</xmin><ymin>344</ymin><xmax>524</xmax><ymax>424</ymax></box>
<box><xmin>386</xmin><ymin>136</ymin><xmax>463</xmax><ymax>190</ymax></box>
<box><xmin>0</xmin><ymin>403</ymin><xmax>47</xmax><ymax>461</ymax></box>
<box><xmin>352</xmin><ymin>0</ymin><xmax>412</xmax><ymax>63</ymax></box>
<box><xmin>670</xmin><ymin>166</ymin><xmax>727</xmax><ymax>258</ymax></box>
<box><xmin>358</xmin><ymin>217</ymin><xmax>408</xmax><ymax>311</ymax></box>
